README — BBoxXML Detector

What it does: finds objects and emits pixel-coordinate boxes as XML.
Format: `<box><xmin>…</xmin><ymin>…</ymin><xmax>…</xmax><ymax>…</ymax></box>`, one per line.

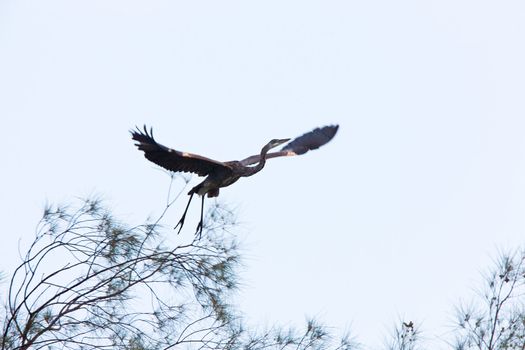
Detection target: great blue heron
<box><xmin>131</xmin><ymin>124</ymin><xmax>339</xmax><ymax>235</ymax></box>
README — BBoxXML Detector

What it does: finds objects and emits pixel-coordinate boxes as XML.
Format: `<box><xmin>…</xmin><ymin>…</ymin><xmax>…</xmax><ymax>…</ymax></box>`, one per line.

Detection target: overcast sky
<box><xmin>1</xmin><ymin>1</ymin><xmax>525</xmax><ymax>348</ymax></box>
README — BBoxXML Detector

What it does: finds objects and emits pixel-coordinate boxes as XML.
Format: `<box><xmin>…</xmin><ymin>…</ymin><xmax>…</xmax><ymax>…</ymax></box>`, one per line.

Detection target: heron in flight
<box><xmin>131</xmin><ymin>124</ymin><xmax>339</xmax><ymax>235</ymax></box>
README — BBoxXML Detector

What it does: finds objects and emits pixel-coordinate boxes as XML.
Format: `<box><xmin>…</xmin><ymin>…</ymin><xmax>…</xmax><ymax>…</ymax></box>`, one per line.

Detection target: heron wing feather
<box><xmin>280</xmin><ymin>125</ymin><xmax>339</xmax><ymax>155</ymax></box>
<box><xmin>131</xmin><ymin>126</ymin><xmax>231</xmax><ymax>177</ymax></box>
<box><xmin>239</xmin><ymin>124</ymin><xmax>338</xmax><ymax>166</ymax></box>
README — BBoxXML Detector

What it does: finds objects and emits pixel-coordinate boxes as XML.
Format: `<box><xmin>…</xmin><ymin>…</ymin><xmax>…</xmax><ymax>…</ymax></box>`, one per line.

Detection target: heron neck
<box><xmin>243</xmin><ymin>144</ymin><xmax>270</xmax><ymax>177</ymax></box>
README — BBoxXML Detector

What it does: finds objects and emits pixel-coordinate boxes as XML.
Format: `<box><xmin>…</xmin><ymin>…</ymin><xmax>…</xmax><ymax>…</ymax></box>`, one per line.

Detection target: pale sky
<box><xmin>1</xmin><ymin>1</ymin><xmax>525</xmax><ymax>348</ymax></box>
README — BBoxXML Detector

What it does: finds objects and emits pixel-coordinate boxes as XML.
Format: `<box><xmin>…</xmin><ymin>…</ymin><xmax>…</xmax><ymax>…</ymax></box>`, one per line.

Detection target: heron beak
<box><xmin>268</xmin><ymin>138</ymin><xmax>291</xmax><ymax>149</ymax></box>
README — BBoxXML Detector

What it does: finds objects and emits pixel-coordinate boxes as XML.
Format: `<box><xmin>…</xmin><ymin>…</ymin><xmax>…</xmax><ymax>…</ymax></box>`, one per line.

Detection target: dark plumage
<box><xmin>131</xmin><ymin>124</ymin><xmax>339</xmax><ymax>236</ymax></box>
<box><xmin>130</xmin><ymin>127</ymin><xmax>227</xmax><ymax>177</ymax></box>
<box><xmin>281</xmin><ymin>125</ymin><xmax>339</xmax><ymax>155</ymax></box>
<box><xmin>240</xmin><ymin>125</ymin><xmax>339</xmax><ymax>165</ymax></box>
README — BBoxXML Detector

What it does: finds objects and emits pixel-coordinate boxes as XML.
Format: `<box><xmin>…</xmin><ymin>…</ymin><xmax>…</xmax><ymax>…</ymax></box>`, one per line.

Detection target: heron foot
<box><xmin>174</xmin><ymin>216</ymin><xmax>186</xmax><ymax>234</ymax></box>
<box><xmin>195</xmin><ymin>220</ymin><xmax>204</xmax><ymax>239</ymax></box>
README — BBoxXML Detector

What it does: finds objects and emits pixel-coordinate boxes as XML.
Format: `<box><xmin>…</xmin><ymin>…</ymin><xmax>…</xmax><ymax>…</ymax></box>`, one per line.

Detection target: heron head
<box><xmin>267</xmin><ymin>138</ymin><xmax>291</xmax><ymax>149</ymax></box>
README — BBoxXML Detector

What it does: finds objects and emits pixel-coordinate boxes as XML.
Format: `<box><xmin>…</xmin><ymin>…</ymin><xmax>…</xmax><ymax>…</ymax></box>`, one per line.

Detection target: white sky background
<box><xmin>1</xmin><ymin>1</ymin><xmax>525</xmax><ymax>348</ymax></box>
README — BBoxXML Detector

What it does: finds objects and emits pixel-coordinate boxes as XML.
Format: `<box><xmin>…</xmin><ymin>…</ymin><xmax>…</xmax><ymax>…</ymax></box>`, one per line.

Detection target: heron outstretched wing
<box><xmin>131</xmin><ymin>126</ymin><xmax>231</xmax><ymax>177</ymax></box>
<box><xmin>239</xmin><ymin>125</ymin><xmax>339</xmax><ymax>166</ymax></box>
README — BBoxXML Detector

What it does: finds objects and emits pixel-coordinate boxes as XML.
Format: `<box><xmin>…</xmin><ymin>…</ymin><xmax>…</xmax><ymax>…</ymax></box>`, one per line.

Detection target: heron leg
<box><xmin>174</xmin><ymin>193</ymin><xmax>194</xmax><ymax>234</ymax></box>
<box><xmin>195</xmin><ymin>195</ymin><xmax>205</xmax><ymax>238</ymax></box>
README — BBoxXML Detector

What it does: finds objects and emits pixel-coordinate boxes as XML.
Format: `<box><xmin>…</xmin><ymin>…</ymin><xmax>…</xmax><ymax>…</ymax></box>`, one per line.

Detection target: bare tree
<box><xmin>1</xmin><ymin>180</ymin><xmax>355</xmax><ymax>350</ymax></box>
<box><xmin>385</xmin><ymin>320</ymin><xmax>425</xmax><ymax>350</ymax></box>
<box><xmin>383</xmin><ymin>249</ymin><xmax>525</xmax><ymax>350</ymax></box>
<box><xmin>453</xmin><ymin>249</ymin><xmax>525</xmax><ymax>350</ymax></box>
<box><xmin>1</xmin><ymin>195</ymin><xmax>240</xmax><ymax>350</ymax></box>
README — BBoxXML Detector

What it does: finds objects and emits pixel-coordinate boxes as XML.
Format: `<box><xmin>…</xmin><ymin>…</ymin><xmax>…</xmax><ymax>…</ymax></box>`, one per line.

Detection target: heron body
<box><xmin>191</xmin><ymin>165</ymin><xmax>238</xmax><ymax>197</ymax></box>
<box><xmin>189</xmin><ymin>160</ymin><xmax>259</xmax><ymax>198</ymax></box>
<box><xmin>131</xmin><ymin>124</ymin><xmax>339</xmax><ymax>235</ymax></box>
